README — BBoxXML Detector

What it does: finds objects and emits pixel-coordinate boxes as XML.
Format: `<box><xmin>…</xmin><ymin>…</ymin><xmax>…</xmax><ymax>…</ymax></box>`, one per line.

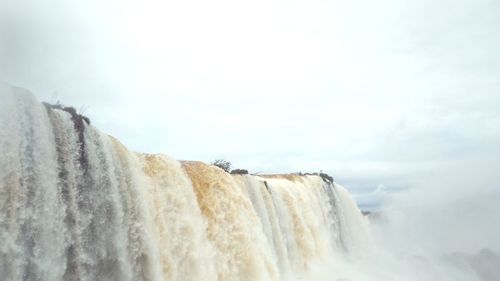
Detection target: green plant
<box><xmin>211</xmin><ymin>159</ymin><xmax>232</xmax><ymax>173</ymax></box>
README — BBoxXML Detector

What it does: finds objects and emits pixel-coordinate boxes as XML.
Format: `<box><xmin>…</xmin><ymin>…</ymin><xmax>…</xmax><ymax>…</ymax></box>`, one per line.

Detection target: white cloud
<box><xmin>1</xmin><ymin>0</ymin><xmax>499</xmax><ymax>209</ymax></box>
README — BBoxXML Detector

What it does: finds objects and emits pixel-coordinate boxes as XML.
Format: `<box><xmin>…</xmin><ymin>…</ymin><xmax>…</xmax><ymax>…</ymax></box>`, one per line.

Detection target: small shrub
<box><xmin>211</xmin><ymin>159</ymin><xmax>231</xmax><ymax>173</ymax></box>
<box><xmin>230</xmin><ymin>169</ymin><xmax>248</xmax><ymax>175</ymax></box>
<box><xmin>319</xmin><ymin>172</ymin><xmax>334</xmax><ymax>183</ymax></box>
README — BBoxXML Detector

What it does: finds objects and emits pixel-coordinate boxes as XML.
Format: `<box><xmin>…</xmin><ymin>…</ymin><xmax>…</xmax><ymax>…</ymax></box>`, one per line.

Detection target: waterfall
<box><xmin>0</xmin><ymin>84</ymin><xmax>371</xmax><ymax>281</ymax></box>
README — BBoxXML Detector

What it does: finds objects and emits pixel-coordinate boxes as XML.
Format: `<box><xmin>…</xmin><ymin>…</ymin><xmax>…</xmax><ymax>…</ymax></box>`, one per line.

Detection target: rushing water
<box><xmin>0</xmin><ymin>84</ymin><xmax>370</xmax><ymax>281</ymax></box>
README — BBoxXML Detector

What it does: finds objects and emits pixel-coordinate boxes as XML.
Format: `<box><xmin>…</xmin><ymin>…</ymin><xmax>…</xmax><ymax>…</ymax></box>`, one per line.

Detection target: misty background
<box><xmin>1</xmin><ymin>0</ymin><xmax>500</xmax><ymax>259</ymax></box>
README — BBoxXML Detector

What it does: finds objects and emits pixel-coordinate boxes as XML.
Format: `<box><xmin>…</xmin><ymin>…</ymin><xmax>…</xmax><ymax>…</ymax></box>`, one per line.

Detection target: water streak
<box><xmin>0</xmin><ymin>84</ymin><xmax>371</xmax><ymax>281</ymax></box>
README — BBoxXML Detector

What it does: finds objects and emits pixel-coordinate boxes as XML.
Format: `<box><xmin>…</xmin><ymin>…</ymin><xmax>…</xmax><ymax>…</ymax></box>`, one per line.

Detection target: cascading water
<box><xmin>0</xmin><ymin>84</ymin><xmax>371</xmax><ymax>281</ymax></box>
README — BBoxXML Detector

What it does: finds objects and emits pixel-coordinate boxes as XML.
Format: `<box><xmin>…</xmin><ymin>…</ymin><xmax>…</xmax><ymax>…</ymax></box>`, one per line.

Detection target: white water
<box><xmin>0</xmin><ymin>84</ymin><xmax>371</xmax><ymax>280</ymax></box>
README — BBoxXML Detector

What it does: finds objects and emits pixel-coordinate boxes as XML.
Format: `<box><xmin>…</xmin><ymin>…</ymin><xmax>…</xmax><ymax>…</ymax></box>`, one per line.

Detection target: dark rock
<box><xmin>43</xmin><ymin>102</ymin><xmax>90</xmax><ymax>170</ymax></box>
<box><xmin>292</xmin><ymin>171</ymin><xmax>335</xmax><ymax>183</ymax></box>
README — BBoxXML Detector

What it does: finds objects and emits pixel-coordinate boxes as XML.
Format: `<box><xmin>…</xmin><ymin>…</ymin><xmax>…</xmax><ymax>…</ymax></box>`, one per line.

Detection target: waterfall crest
<box><xmin>0</xmin><ymin>85</ymin><xmax>371</xmax><ymax>281</ymax></box>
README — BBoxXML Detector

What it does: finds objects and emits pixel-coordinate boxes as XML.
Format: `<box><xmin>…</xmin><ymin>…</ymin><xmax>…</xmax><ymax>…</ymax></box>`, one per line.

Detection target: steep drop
<box><xmin>0</xmin><ymin>84</ymin><xmax>371</xmax><ymax>281</ymax></box>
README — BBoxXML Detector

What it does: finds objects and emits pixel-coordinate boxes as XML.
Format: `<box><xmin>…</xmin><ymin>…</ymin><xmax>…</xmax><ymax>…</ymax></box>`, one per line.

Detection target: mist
<box><xmin>295</xmin><ymin>159</ymin><xmax>500</xmax><ymax>281</ymax></box>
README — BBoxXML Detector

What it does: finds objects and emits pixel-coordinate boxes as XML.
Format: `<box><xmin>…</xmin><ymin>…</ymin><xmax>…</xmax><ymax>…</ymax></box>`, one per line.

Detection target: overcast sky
<box><xmin>1</xmin><ymin>0</ymin><xmax>499</xmax><ymax>209</ymax></box>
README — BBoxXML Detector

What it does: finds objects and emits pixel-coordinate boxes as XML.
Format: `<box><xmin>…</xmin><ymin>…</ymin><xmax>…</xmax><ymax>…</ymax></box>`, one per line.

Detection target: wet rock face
<box><xmin>318</xmin><ymin>173</ymin><xmax>334</xmax><ymax>184</ymax></box>
<box><xmin>43</xmin><ymin>103</ymin><xmax>91</xmax><ymax>125</ymax></box>
<box><xmin>292</xmin><ymin>172</ymin><xmax>335</xmax><ymax>184</ymax></box>
<box><xmin>43</xmin><ymin>103</ymin><xmax>91</xmax><ymax>170</ymax></box>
